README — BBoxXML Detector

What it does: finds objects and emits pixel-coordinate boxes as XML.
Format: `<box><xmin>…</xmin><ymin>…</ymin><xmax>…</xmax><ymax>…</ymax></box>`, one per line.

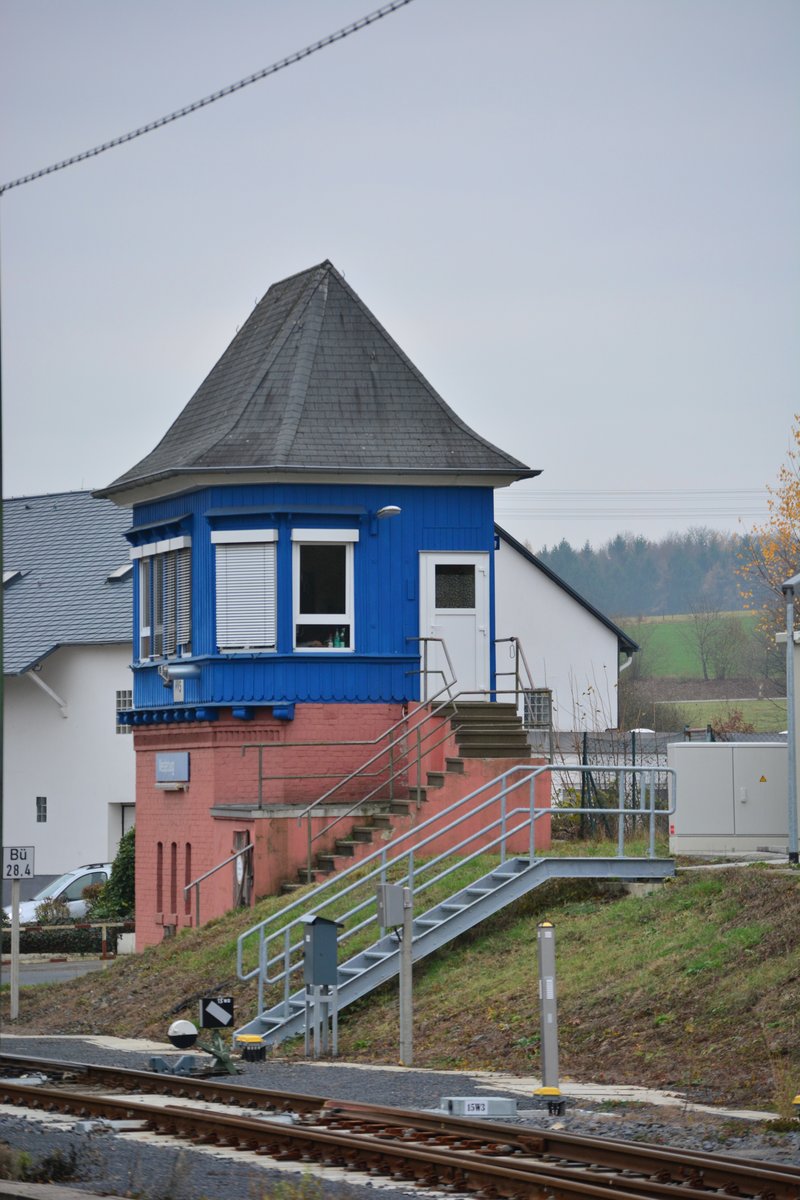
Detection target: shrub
<box><xmin>91</xmin><ymin>827</ymin><xmax>135</xmax><ymax>919</ymax></box>
<box><xmin>34</xmin><ymin>896</ymin><xmax>70</xmax><ymax>925</ymax></box>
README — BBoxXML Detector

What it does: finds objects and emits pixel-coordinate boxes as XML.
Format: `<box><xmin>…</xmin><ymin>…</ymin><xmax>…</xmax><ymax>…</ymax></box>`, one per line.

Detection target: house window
<box><xmin>36</xmin><ymin>796</ymin><xmax>47</xmax><ymax>823</ymax></box>
<box><xmin>292</xmin><ymin>529</ymin><xmax>357</xmax><ymax>650</ymax></box>
<box><xmin>116</xmin><ymin>689</ymin><xmax>133</xmax><ymax>734</ymax></box>
<box><xmin>131</xmin><ymin>536</ymin><xmax>191</xmax><ymax>660</ymax></box>
<box><xmin>212</xmin><ymin>530</ymin><xmax>277</xmax><ymax>651</ymax></box>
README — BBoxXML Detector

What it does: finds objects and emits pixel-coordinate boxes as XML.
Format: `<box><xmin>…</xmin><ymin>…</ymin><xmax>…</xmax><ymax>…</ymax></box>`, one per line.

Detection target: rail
<box><xmin>237</xmin><ymin>761</ymin><xmax>676</xmax><ymax>1017</ymax></box>
<box><xmin>494</xmin><ymin>634</ymin><xmax>534</xmax><ymax>706</ymax></box>
<box><xmin>184</xmin><ymin>843</ymin><xmax>252</xmax><ymax>927</ymax></box>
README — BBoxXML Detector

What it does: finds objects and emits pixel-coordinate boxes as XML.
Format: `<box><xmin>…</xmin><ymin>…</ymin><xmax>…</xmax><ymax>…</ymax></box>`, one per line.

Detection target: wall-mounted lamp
<box><xmin>376</xmin><ymin>505</ymin><xmax>401</xmax><ymax>519</ymax></box>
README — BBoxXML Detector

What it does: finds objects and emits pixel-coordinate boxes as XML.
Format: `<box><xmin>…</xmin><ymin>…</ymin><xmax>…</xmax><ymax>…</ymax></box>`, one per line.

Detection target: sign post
<box><xmin>3</xmin><ymin>846</ymin><xmax>35</xmax><ymax>1021</ymax></box>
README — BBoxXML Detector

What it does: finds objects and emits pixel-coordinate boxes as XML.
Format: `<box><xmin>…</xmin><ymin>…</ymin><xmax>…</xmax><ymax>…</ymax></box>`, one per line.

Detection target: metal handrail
<box><xmin>184</xmin><ymin>844</ymin><xmax>252</xmax><ymax>928</ymax></box>
<box><xmin>494</xmin><ymin>635</ymin><xmax>535</xmax><ymax>707</ymax></box>
<box><xmin>236</xmin><ymin>762</ymin><xmax>676</xmax><ymax>1016</ymax></box>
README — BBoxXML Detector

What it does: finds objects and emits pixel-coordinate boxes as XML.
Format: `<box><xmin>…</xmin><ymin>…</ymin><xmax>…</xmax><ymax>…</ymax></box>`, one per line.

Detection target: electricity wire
<box><xmin>0</xmin><ymin>0</ymin><xmax>416</xmax><ymax>197</ymax></box>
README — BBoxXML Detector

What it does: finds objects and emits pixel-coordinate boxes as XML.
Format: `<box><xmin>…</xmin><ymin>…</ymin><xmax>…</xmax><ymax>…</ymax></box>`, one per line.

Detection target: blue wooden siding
<box><xmin>128</xmin><ymin>482</ymin><xmax>495</xmax><ymax>709</ymax></box>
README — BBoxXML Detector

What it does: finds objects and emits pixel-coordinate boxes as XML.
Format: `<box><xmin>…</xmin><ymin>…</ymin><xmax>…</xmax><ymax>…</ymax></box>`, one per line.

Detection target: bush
<box><xmin>91</xmin><ymin>826</ymin><xmax>135</xmax><ymax>919</ymax></box>
<box><xmin>33</xmin><ymin>896</ymin><xmax>70</xmax><ymax>925</ymax></box>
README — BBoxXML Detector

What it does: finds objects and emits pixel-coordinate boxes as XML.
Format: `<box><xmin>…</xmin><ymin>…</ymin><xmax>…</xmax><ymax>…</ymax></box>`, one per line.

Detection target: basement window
<box><xmin>36</xmin><ymin>796</ymin><xmax>47</xmax><ymax>823</ymax></box>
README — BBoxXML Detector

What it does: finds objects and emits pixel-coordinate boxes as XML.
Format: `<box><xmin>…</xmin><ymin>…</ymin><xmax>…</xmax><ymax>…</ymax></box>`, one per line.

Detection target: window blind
<box><xmin>216</xmin><ymin>543</ymin><xmax>277</xmax><ymax>650</ymax></box>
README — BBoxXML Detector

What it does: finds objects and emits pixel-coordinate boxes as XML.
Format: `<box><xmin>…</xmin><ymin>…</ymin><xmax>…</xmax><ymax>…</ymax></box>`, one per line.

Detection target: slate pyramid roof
<box><xmin>99</xmin><ymin>261</ymin><xmax>537</xmax><ymax>501</ymax></box>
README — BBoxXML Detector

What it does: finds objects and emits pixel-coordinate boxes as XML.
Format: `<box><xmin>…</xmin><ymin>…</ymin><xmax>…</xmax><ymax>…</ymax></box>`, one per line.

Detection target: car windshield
<box><xmin>31</xmin><ymin>871</ymin><xmax>78</xmax><ymax>901</ymax></box>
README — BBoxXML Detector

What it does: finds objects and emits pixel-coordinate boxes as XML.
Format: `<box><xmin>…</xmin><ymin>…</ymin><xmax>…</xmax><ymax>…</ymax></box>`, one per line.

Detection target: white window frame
<box><xmin>291</xmin><ymin>529</ymin><xmax>357</xmax><ymax>652</ymax></box>
<box><xmin>212</xmin><ymin>529</ymin><xmax>277</xmax><ymax>653</ymax></box>
<box><xmin>130</xmin><ymin>536</ymin><xmax>192</xmax><ymax>660</ymax></box>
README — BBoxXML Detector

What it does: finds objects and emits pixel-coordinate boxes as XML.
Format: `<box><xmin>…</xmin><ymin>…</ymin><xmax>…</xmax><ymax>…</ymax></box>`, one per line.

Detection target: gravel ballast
<box><xmin>0</xmin><ymin>1036</ymin><xmax>797</xmax><ymax>1199</ymax></box>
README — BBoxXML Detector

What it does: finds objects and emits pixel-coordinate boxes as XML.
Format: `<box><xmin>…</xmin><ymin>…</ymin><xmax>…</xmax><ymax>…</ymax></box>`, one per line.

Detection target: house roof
<box><xmin>3</xmin><ymin>491</ymin><xmax>132</xmax><ymax>675</ymax></box>
<box><xmin>98</xmin><ymin>260</ymin><xmax>538</xmax><ymax>502</ymax></box>
<box><xmin>495</xmin><ymin>524</ymin><xmax>639</xmax><ymax>655</ymax></box>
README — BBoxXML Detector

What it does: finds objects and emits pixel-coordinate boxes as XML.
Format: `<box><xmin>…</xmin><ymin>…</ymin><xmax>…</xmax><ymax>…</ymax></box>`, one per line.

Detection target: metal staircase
<box><xmin>234</xmin><ymin>760</ymin><xmax>676</xmax><ymax>1045</ymax></box>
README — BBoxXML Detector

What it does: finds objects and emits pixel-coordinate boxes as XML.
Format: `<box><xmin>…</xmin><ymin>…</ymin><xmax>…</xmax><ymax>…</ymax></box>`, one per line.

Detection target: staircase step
<box><xmin>407</xmin><ymin>787</ymin><xmax>427</xmax><ymax>804</ymax></box>
<box><xmin>334</xmin><ymin>840</ymin><xmax>360</xmax><ymax>856</ymax></box>
<box><xmin>425</xmin><ymin>771</ymin><xmax>446</xmax><ymax>788</ymax></box>
<box><xmin>445</xmin><ymin>756</ymin><xmax>465</xmax><ymax>773</ymax></box>
<box><xmin>350</xmin><ymin>826</ymin><xmax>377</xmax><ymax>842</ymax></box>
<box><xmin>458</xmin><ymin>744</ymin><xmax>532</xmax><ymax>759</ymax></box>
<box><xmin>387</xmin><ymin>802</ymin><xmax>412</xmax><ymax>816</ymax></box>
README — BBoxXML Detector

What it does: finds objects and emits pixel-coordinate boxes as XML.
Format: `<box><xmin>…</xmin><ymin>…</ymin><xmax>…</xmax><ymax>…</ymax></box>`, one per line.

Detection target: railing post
<box><xmin>648</xmin><ymin>771</ymin><xmax>656</xmax><ymax>859</ymax></box>
<box><xmin>408</xmin><ymin>849</ymin><xmax>414</xmax><ymax>894</ymax></box>
<box><xmin>306</xmin><ymin>819</ymin><xmax>313</xmax><ymax>886</ymax></box>
<box><xmin>617</xmin><ymin>769</ymin><xmax>626</xmax><ymax>857</ymax></box>
<box><xmin>389</xmin><ymin>737</ymin><xmax>395</xmax><ymax>804</ymax></box>
<box><xmin>283</xmin><ymin>927</ymin><xmax>292</xmax><ymax>1017</ymax></box>
<box><xmin>500</xmin><ymin>785</ymin><xmax>507</xmax><ymax>863</ymax></box>
<box><xmin>258</xmin><ymin>930</ymin><xmax>266</xmax><ymax>1014</ymax></box>
<box><xmin>194</xmin><ymin>882</ymin><xmax>201</xmax><ymax>928</ymax></box>
<box><xmin>416</xmin><ymin>726</ymin><xmax>422</xmax><ymax>791</ymax></box>
<box><xmin>529</xmin><ymin>774</ymin><xmax>536</xmax><ymax>861</ymax></box>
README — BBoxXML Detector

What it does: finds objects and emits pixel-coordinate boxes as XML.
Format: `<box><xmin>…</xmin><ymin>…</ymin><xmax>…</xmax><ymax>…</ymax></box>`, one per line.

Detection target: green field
<box><xmin>620</xmin><ymin>611</ymin><xmax>759</xmax><ymax>679</ymax></box>
<box><xmin>657</xmin><ymin>698</ymin><xmax>787</xmax><ymax>734</ymax></box>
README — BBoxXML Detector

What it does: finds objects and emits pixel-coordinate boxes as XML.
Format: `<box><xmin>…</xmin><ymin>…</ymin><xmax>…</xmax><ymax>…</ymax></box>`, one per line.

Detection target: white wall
<box><xmin>4</xmin><ymin>644</ymin><xmax>135</xmax><ymax>876</ymax></box>
<box><xmin>495</xmin><ymin>539</ymin><xmax>623</xmax><ymax>731</ymax></box>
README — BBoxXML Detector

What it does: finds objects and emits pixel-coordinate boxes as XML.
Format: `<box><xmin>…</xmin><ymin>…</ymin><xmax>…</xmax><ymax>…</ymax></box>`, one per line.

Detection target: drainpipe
<box><xmin>781</xmin><ymin>572</ymin><xmax>800</xmax><ymax>864</ymax></box>
<box><xmin>26</xmin><ymin>669</ymin><xmax>68</xmax><ymax>718</ymax></box>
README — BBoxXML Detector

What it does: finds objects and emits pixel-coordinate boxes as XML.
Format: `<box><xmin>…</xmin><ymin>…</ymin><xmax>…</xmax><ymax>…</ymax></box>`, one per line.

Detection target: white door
<box><xmin>419</xmin><ymin>553</ymin><xmax>490</xmax><ymax>699</ymax></box>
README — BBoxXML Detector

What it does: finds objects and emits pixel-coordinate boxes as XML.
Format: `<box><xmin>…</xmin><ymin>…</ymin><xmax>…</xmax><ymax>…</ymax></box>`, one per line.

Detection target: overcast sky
<box><xmin>1</xmin><ymin>0</ymin><xmax>797</xmax><ymax>550</ymax></box>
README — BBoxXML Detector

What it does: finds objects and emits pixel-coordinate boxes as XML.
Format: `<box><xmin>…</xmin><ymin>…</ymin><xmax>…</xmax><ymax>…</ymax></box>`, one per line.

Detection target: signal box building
<box><xmin>99</xmin><ymin>261</ymin><xmax>545</xmax><ymax>947</ymax></box>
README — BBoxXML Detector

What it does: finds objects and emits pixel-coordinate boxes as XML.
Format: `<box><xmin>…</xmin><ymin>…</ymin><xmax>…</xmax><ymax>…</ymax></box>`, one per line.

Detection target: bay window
<box><xmin>132</xmin><ymin>536</ymin><xmax>192</xmax><ymax>659</ymax></box>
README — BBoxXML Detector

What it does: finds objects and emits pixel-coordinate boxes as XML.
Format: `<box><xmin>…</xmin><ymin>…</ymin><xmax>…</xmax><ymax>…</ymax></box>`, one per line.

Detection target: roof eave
<box><xmin>98</xmin><ymin>465</ymin><xmax>542</xmax><ymax>507</ymax></box>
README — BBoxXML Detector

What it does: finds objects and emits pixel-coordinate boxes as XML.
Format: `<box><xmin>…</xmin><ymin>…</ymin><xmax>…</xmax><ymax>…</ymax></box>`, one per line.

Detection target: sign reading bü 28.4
<box><xmin>3</xmin><ymin>846</ymin><xmax>35</xmax><ymax>879</ymax></box>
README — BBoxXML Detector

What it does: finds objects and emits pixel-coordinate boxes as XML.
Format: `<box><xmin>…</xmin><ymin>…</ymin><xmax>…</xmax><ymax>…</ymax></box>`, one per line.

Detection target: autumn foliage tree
<box><xmin>738</xmin><ymin>415</ymin><xmax>800</xmax><ymax>657</ymax></box>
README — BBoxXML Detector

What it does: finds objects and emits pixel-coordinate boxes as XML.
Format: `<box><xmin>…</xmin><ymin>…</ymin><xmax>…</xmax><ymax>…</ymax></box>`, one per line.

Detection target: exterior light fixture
<box><xmin>376</xmin><ymin>505</ymin><xmax>401</xmax><ymax>518</ymax></box>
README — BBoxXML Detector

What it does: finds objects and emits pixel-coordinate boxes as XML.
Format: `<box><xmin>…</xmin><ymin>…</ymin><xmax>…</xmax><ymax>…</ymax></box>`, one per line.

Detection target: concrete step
<box><xmin>445</xmin><ymin>757</ymin><xmax>465</xmax><ymax>774</ymax></box>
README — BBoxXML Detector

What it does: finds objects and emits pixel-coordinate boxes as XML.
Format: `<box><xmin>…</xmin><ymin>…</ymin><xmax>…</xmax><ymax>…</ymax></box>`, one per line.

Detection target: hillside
<box><xmin>3</xmin><ymin>864</ymin><xmax>799</xmax><ymax>1111</ymax></box>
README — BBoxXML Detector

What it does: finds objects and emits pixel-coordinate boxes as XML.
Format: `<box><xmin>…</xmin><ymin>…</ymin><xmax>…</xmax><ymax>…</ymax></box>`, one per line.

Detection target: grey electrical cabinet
<box><xmin>668</xmin><ymin>742</ymin><xmax>789</xmax><ymax>854</ymax></box>
<box><xmin>302</xmin><ymin>916</ymin><xmax>342</xmax><ymax>987</ymax></box>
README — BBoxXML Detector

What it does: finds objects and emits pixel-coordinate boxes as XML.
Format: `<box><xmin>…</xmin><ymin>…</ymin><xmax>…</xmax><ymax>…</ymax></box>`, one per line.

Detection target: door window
<box><xmin>435</xmin><ymin>563</ymin><xmax>476</xmax><ymax>609</ymax></box>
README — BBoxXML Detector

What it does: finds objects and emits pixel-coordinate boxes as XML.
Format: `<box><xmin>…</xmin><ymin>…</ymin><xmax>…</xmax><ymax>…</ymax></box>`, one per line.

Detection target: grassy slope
<box><xmin>4</xmin><ymin>862</ymin><xmax>799</xmax><ymax>1111</ymax></box>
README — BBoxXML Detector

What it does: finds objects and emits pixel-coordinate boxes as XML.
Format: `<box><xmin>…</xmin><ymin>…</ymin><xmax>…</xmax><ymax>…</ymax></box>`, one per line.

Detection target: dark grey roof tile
<box><xmin>3</xmin><ymin>491</ymin><xmax>132</xmax><ymax>675</ymax></box>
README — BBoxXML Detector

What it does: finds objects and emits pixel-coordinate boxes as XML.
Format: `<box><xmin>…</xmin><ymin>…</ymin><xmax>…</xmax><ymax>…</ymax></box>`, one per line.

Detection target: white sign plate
<box><xmin>3</xmin><ymin>846</ymin><xmax>35</xmax><ymax>879</ymax></box>
<box><xmin>463</xmin><ymin>1099</ymin><xmax>489</xmax><ymax>1116</ymax></box>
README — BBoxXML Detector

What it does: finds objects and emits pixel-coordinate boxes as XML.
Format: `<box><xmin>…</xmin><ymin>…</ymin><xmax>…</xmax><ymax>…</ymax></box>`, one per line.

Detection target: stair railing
<box><xmin>494</xmin><ymin>635</ymin><xmax>535</xmax><ymax>708</ymax></box>
<box><xmin>236</xmin><ymin>761</ymin><xmax>675</xmax><ymax>1019</ymax></box>
<box><xmin>184</xmin><ymin>843</ymin><xmax>252</xmax><ymax>928</ymax></box>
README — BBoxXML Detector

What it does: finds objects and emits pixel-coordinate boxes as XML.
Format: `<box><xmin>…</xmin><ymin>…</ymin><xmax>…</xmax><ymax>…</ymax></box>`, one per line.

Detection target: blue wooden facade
<box><xmin>124</xmin><ymin>481</ymin><xmax>498</xmax><ymax>718</ymax></box>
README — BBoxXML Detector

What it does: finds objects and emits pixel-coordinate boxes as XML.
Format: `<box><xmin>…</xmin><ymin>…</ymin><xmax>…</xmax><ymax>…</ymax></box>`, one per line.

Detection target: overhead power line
<box><xmin>0</xmin><ymin>0</ymin><xmax>416</xmax><ymax>197</ymax></box>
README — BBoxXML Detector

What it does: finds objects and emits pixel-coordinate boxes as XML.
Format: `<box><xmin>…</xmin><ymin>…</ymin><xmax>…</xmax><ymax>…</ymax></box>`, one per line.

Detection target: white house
<box><xmin>3</xmin><ymin>491</ymin><xmax>135</xmax><ymax>895</ymax></box>
<box><xmin>494</xmin><ymin>525</ymin><xmax>637</xmax><ymax>732</ymax></box>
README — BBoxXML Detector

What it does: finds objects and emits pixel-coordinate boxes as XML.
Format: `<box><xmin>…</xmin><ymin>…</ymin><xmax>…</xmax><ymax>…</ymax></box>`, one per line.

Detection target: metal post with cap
<box><xmin>533</xmin><ymin>920</ymin><xmax>565</xmax><ymax>1115</ymax></box>
<box><xmin>781</xmin><ymin>572</ymin><xmax>800</xmax><ymax>865</ymax></box>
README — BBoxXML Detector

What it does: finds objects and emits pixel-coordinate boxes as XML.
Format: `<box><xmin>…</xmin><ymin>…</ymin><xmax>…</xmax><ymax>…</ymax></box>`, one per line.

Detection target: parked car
<box><xmin>3</xmin><ymin>863</ymin><xmax>112</xmax><ymax>923</ymax></box>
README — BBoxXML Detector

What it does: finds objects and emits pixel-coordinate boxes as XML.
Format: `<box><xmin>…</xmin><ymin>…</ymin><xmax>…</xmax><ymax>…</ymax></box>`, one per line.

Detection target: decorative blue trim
<box><xmin>272</xmin><ymin>703</ymin><xmax>295</xmax><ymax>721</ymax></box>
<box><xmin>231</xmin><ymin>707</ymin><xmax>255</xmax><ymax>721</ymax></box>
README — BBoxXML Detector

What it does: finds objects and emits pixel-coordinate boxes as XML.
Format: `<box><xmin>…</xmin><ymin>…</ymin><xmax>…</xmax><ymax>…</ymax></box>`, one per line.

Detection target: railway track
<box><xmin>0</xmin><ymin>1053</ymin><xmax>796</xmax><ymax>1199</ymax></box>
